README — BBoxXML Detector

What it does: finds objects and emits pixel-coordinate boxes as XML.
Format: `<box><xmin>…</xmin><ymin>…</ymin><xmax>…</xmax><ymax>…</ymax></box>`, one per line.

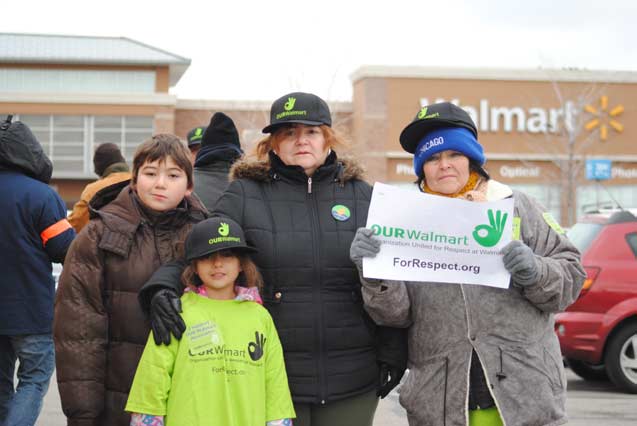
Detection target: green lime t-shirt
<box><xmin>126</xmin><ymin>292</ymin><xmax>295</xmax><ymax>425</ymax></box>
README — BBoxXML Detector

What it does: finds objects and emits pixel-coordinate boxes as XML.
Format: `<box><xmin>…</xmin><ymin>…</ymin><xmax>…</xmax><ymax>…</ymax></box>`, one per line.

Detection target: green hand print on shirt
<box><xmin>473</xmin><ymin>209</ymin><xmax>508</xmax><ymax>247</ymax></box>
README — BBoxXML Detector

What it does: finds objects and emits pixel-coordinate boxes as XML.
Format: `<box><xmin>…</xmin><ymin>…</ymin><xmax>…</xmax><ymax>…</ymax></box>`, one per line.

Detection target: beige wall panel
<box><xmin>155</xmin><ymin>67</ymin><xmax>169</xmax><ymax>92</ymax></box>
<box><xmin>0</xmin><ymin>103</ymin><xmax>161</xmax><ymax>115</ymax></box>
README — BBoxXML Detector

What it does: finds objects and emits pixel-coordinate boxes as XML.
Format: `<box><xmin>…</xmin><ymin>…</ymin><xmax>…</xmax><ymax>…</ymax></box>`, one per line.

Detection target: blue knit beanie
<box><xmin>413</xmin><ymin>127</ymin><xmax>485</xmax><ymax>178</ymax></box>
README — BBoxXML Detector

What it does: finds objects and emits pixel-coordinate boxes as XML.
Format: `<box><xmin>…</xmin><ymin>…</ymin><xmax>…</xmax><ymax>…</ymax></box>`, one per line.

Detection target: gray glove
<box><xmin>350</xmin><ymin>227</ymin><xmax>381</xmax><ymax>272</ymax></box>
<box><xmin>501</xmin><ymin>240</ymin><xmax>540</xmax><ymax>287</ymax></box>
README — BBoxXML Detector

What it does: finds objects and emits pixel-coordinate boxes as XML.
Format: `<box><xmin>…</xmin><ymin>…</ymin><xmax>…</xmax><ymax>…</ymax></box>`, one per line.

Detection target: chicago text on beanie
<box><xmin>413</xmin><ymin>127</ymin><xmax>485</xmax><ymax>177</ymax></box>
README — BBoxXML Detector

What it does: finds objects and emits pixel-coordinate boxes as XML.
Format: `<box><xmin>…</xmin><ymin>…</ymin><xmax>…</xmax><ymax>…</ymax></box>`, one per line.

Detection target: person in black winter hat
<box><xmin>93</xmin><ymin>143</ymin><xmax>127</xmax><ymax>177</ymax></box>
<box><xmin>68</xmin><ymin>143</ymin><xmax>131</xmax><ymax>233</ymax></box>
<box><xmin>192</xmin><ymin>112</ymin><xmax>243</xmax><ymax>211</ymax></box>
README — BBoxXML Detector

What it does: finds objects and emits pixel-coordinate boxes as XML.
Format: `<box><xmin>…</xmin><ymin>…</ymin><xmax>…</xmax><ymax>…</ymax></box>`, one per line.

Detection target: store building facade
<box><xmin>2</xmin><ymin>34</ymin><xmax>636</xmax><ymax>225</ymax></box>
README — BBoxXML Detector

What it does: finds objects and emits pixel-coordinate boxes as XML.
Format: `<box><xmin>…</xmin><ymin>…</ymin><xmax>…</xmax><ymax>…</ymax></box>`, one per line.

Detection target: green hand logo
<box><xmin>284</xmin><ymin>97</ymin><xmax>296</xmax><ymax>111</ymax></box>
<box><xmin>473</xmin><ymin>209</ymin><xmax>508</xmax><ymax>247</ymax></box>
<box><xmin>417</xmin><ymin>106</ymin><xmax>428</xmax><ymax>119</ymax></box>
<box><xmin>218</xmin><ymin>222</ymin><xmax>229</xmax><ymax>237</ymax></box>
<box><xmin>195</xmin><ymin>128</ymin><xmax>203</xmax><ymax>137</ymax></box>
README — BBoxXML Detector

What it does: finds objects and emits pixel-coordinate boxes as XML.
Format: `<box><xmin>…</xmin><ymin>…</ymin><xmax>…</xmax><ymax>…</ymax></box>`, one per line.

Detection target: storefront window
<box><xmin>17</xmin><ymin>114</ymin><xmax>153</xmax><ymax>177</ymax></box>
<box><xmin>0</xmin><ymin>69</ymin><xmax>155</xmax><ymax>94</ymax></box>
<box><xmin>508</xmin><ymin>184</ymin><xmax>562</xmax><ymax>224</ymax></box>
<box><xmin>577</xmin><ymin>185</ymin><xmax>637</xmax><ymax>218</ymax></box>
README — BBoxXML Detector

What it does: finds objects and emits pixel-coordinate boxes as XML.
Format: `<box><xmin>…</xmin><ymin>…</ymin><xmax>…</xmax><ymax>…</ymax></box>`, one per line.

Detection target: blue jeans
<box><xmin>0</xmin><ymin>334</ymin><xmax>54</xmax><ymax>426</ymax></box>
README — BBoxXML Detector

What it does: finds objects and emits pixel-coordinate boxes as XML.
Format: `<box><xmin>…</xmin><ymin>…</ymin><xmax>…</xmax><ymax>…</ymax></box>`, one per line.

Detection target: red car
<box><xmin>555</xmin><ymin>209</ymin><xmax>637</xmax><ymax>393</ymax></box>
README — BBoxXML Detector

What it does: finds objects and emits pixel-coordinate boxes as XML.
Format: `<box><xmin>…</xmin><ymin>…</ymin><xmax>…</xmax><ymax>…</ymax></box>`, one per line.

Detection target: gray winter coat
<box><xmin>193</xmin><ymin>160</ymin><xmax>234</xmax><ymax>211</ymax></box>
<box><xmin>361</xmin><ymin>180</ymin><xmax>585</xmax><ymax>426</ymax></box>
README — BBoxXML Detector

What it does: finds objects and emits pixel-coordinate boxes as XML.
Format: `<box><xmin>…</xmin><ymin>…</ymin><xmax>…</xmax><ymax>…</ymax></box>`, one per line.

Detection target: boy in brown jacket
<box><xmin>54</xmin><ymin>134</ymin><xmax>207</xmax><ymax>426</ymax></box>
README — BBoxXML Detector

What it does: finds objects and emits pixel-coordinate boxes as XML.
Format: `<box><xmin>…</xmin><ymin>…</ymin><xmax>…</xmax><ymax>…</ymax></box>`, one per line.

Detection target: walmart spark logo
<box><xmin>584</xmin><ymin>96</ymin><xmax>624</xmax><ymax>141</ymax></box>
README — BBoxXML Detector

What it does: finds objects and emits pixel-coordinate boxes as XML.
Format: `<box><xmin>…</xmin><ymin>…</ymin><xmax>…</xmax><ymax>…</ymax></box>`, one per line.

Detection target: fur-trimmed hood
<box><xmin>228</xmin><ymin>152</ymin><xmax>366</xmax><ymax>184</ymax></box>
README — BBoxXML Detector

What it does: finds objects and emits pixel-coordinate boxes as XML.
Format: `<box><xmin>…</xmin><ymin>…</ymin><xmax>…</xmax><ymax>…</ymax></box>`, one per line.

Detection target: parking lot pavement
<box><xmin>565</xmin><ymin>372</ymin><xmax>637</xmax><ymax>426</ymax></box>
<box><xmin>38</xmin><ymin>368</ymin><xmax>637</xmax><ymax>426</ymax></box>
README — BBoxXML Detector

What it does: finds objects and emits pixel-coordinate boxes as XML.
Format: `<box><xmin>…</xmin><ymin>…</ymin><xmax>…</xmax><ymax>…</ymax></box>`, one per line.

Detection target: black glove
<box><xmin>150</xmin><ymin>288</ymin><xmax>186</xmax><ymax>346</ymax></box>
<box><xmin>377</xmin><ymin>362</ymin><xmax>405</xmax><ymax>399</ymax></box>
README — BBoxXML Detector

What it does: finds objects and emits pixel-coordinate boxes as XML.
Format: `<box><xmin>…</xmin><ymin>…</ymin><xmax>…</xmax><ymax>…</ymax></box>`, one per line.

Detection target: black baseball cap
<box><xmin>186</xmin><ymin>126</ymin><xmax>207</xmax><ymax>147</ymax></box>
<box><xmin>399</xmin><ymin>102</ymin><xmax>478</xmax><ymax>154</ymax></box>
<box><xmin>262</xmin><ymin>92</ymin><xmax>332</xmax><ymax>133</ymax></box>
<box><xmin>185</xmin><ymin>217</ymin><xmax>257</xmax><ymax>262</ymax></box>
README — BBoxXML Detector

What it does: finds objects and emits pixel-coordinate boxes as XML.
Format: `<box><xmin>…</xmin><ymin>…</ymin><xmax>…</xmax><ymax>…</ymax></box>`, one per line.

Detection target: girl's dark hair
<box><xmin>416</xmin><ymin>159</ymin><xmax>490</xmax><ymax>192</ymax></box>
<box><xmin>181</xmin><ymin>250</ymin><xmax>263</xmax><ymax>291</ymax></box>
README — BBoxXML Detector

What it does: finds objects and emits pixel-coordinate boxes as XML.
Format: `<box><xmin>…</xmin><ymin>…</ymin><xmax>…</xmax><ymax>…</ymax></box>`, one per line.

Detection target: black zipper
<box><xmin>307</xmin><ymin>176</ymin><xmax>325</xmax><ymax>403</ymax></box>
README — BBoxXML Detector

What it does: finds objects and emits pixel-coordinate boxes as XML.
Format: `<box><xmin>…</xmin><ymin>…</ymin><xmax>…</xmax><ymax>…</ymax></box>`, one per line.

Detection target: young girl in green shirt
<box><xmin>126</xmin><ymin>217</ymin><xmax>295</xmax><ymax>426</ymax></box>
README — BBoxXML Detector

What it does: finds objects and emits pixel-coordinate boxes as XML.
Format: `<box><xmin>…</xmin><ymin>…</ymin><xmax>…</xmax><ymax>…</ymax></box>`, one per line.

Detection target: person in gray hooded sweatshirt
<box><xmin>192</xmin><ymin>112</ymin><xmax>243</xmax><ymax>211</ymax></box>
<box><xmin>350</xmin><ymin>102</ymin><xmax>586</xmax><ymax>426</ymax></box>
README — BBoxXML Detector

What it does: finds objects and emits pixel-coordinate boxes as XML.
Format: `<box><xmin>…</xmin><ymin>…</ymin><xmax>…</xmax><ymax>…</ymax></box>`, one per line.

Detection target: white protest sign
<box><xmin>363</xmin><ymin>182</ymin><xmax>514</xmax><ymax>288</ymax></box>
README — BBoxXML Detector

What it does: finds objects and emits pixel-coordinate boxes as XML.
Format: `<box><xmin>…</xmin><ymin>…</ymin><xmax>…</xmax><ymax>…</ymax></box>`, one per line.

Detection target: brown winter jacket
<box><xmin>54</xmin><ymin>183</ymin><xmax>207</xmax><ymax>426</ymax></box>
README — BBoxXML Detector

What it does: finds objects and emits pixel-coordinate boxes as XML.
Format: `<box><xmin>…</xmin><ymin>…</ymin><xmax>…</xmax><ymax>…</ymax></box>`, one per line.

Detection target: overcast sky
<box><xmin>5</xmin><ymin>0</ymin><xmax>636</xmax><ymax>101</ymax></box>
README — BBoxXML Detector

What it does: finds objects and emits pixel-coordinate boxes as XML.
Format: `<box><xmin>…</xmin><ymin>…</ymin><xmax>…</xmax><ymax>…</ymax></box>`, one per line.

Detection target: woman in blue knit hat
<box><xmin>350</xmin><ymin>102</ymin><xmax>586</xmax><ymax>426</ymax></box>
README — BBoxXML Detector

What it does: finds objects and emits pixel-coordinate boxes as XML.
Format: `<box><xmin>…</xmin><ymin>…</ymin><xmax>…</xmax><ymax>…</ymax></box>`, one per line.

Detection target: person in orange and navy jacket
<box><xmin>0</xmin><ymin>115</ymin><xmax>76</xmax><ymax>426</ymax></box>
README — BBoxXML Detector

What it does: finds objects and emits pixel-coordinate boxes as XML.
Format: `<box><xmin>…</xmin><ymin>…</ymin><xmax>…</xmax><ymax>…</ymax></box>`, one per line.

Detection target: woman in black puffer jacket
<box><xmin>140</xmin><ymin>92</ymin><xmax>407</xmax><ymax>426</ymax></box>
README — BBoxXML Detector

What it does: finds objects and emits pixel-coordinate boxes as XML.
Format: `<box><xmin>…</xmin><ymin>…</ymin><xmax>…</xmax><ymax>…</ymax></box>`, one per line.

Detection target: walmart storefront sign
<box><xmin>421</xmin><ymin>98</ymin><xmax>577</xmax><ymax>134</ymax></box>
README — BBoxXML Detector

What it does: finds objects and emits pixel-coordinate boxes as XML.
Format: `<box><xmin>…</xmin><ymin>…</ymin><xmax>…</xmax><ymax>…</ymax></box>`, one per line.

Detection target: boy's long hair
<box><xmin>131</xmin><ymin>133</ymin><xmax>194</xmax><ymax>189</ymax></box>
<box><xmin>181</xmin><ymin>250</ymin><xmax>263</xmax><ymax>291</ymax></box>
